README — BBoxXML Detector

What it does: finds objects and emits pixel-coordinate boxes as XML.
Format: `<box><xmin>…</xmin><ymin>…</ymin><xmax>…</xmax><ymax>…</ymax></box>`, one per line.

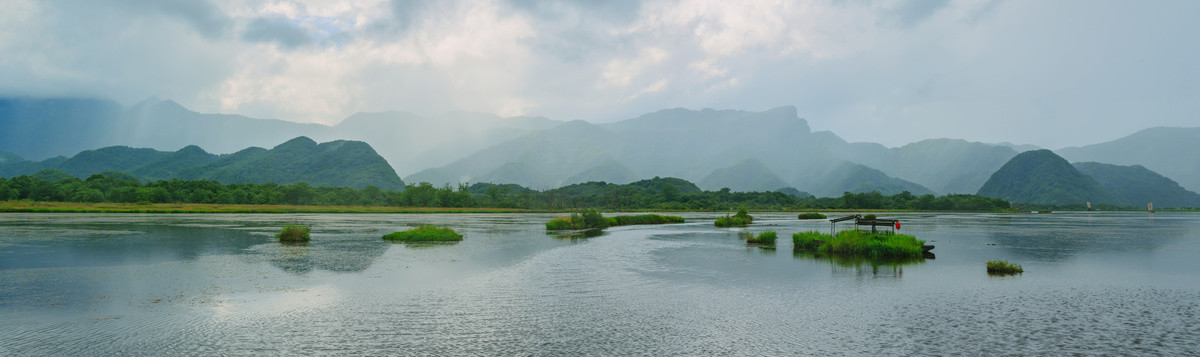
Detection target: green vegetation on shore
<box><xmin>0</xmin><ymin>173</ymin><xmax>1019</xmax><ymax>212</ymax></box>
<box><xmin>276</xmin><ymin>224</ymin><xmax>310</xmax><ymax>243</ymax></box>
<box><xmin>741</xmin><ymin>231</ymin><xmax>777</xmax><ymax>245</ymax></box>
<box><xmin>792</xmin><ymin>230</ymin><xmax>925</xmax><ymax>259</ymax></box>
<box><xmin>0</xmin><ymin>201</ymin><xmax>523</xmax><ymax>213</ymax></box>
<box><xmin>986</xmin><ymin>260</ymin><xmax>1023</xmax><ymax>275</ymax></box>
<box><xmin>383</xmin><ymin>225</ymin><xmax>463</xmax><ymax>242</ymax></box>
<box><xmin>797</xmin><ymin>212</ymin><xmax>826</xmax><ymax>219</ymax></box>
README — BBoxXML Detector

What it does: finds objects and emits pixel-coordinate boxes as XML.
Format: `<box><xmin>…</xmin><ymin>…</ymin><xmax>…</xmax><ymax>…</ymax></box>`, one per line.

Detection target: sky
<box><xmin>1</xmin><ymin>0</ymin><xmax>1197</xmax><ymax>148</ymax></box>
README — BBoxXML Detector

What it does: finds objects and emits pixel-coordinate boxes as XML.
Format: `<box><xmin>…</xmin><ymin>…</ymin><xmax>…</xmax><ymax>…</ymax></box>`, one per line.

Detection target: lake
<box><xmin>1</xmin><ymin>212</ymin><xmax>1198</xmax><ymax>355</ymax></box>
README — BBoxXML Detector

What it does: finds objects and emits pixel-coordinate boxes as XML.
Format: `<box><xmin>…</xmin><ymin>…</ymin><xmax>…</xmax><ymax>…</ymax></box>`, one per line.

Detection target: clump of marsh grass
<box><xmin>741</xmin><ymin>231</ymin><xmax>777</xmax><ymax>245</ymax></box>
<box><xmin>545</xmin><ymin>209</ymin><xmax>610</xmax><ymax>230</ymax></box>
<box><xmin>986</xmin><ymin>260</ymin><xmax>1023</xmax><ymax>275</ymax></box>
<box><xmin>715</xmin><ymin>206</ymin><xmax>754</xmax><ymax>227</ymax></box>
<box><xmin>792</xmin><ymin>230</ymin><xmax>924</xmax><ymax>259</ymax></box>
<box><xmin>276</xmin><ymin>224</ymin><xmax>311</xmax><ymax>243</ymax></box>
<box><xmin>383</xmin><ymin>225</ymin><xmax>463</xmax><ymax>242</ymax></box>
<box><xmin>797</xmin><ymin>212</ymin><xmax>826</xmax><ymax>220</ymax></box>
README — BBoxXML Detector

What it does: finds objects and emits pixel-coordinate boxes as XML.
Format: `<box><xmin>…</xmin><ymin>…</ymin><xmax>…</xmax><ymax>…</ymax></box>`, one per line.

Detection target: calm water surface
<box><xmin>1</xmin><ymin>212</ymin><xmax>1198</xmax><ymax>355</ymax></box>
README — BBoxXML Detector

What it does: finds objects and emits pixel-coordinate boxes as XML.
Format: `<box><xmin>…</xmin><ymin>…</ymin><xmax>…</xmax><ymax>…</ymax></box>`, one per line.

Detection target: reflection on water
<box><xmin>793</xmin><ymin>251</ymin><xmax>924</xmax><ymax>278</ymax></box>
<box><xmin>983</xmin><ymin>212</ymin><xmax>1190</xmax><ymax>261</ymax></box>
<box><xmin>2</xmin><ymin>212</ymin><xmax>1199</xmax><ymax>355</ymax></box>
<box><xmin>546</xmin><ymin>228</ymin><xmax>605</xmax><ymax>240</ymax></box>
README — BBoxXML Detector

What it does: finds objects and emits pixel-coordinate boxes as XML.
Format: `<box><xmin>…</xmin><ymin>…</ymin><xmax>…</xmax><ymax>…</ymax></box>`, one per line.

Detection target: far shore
<box><xmin>0</xmin><ymin>201</ymin><xmax>1185</xmax><ymax>214</ymax></box>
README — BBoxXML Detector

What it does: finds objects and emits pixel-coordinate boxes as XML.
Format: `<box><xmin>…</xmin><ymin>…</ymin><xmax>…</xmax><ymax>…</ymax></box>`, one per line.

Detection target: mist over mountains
<box><xmin>2</xmin><ymin>97</ymin><xmax>1199</xmax><ymax>206</ymax></box>
<box><xmin>0</xmin><ymin>98</ymin><xmax>557</xmax><ymax>177</ymax></box>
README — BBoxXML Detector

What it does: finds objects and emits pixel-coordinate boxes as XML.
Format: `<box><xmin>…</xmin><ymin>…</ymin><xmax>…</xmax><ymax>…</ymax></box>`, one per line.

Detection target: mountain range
<box><xmin>0</xmin><ymin>97</ymin><xmax>557</xmax><ymax>177</ymax></box>
<box><xmin>404</xmin><ymin>107</ymin><xmax>1009</xmax><ymax>197</ymax></box>
<box><xmin>3</xmin><ymin>96</ymin><xmax>1199</xmax><ymax>205</ymax></box>
<box><xmin>0</xmin><ymin>137</ymin><xmax>404</xmax><ymax>190</ymax></box>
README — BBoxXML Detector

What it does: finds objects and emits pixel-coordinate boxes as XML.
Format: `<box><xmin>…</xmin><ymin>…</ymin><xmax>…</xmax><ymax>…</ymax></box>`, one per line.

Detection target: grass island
<box><xmin>546</xmin><ymin>210</ymin><xmax>684</xmax><ymax>231</ymax></box>
<box><xmin>383</xmin><ymin>225</ymin><xmax>464</xmax><ymax>242</ymax></box>
<box><xmin>714</xmin><ymin>207</ymin><xmax>754</xmax><ymax>227</ymax></box>
<box><xmin>987</xmin><ymin>260</ymin><xmax>1024</xmax><ymax>275</ymax></box>
<box><xmin>740</xmin><ymin>231</ymin><xmax>777</xmax><ymax>246</ymax></box>
<box><xmin>797</xmin><ymin>212</ymin><xmax>827</xmax><ymax>220</ymax></box>
<box><xmin>792</xmin><ymin>230</ymin><xmax>926</xmax><ymax>259</ymax></box>
<box><xmin>276</xmin><ymin>224</ymin><xmax>311</xmax><ymax>243</ymax></box>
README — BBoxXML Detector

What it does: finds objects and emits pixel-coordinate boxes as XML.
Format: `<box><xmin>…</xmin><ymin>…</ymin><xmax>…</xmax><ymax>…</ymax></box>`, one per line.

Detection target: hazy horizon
<box><xmin>2</xmin><ymin>0</ymin><xmax>1198</xmax><ymax>148</ymax></box>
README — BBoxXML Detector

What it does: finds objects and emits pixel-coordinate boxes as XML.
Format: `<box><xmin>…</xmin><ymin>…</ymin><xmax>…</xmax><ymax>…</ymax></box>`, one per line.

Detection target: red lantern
<box><xmin>894</xmin><ymin>221</ymin><xmax>901</xmax><ymax>230</ymax></box>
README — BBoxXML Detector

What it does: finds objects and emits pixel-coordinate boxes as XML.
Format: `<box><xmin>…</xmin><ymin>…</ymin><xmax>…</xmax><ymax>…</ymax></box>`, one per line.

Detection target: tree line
<box><xmin>0</xmin><ymin>170</ymin><xmax>1014</xmax><ymax>211</ymax></box>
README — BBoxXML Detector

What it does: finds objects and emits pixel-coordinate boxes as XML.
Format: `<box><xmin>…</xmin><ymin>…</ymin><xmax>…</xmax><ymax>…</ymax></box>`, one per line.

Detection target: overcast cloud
<box><xmin>0</xmin><ymin>0</ymin><xmax>1196</xmax><ymax>148</ymax></box>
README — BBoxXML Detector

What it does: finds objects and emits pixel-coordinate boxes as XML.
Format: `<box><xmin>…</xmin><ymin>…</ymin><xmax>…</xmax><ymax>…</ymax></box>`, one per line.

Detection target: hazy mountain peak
<box><xmin>699</xmin><ymin>157</ymin><xmax>790</xmax><ymax>192</ymax></box>
<box><xmin>275</xmin><ymin>136</ymin><xmax>318</xmax><ymax>150</ymax></box>
<box><xmin>0</xmin><ymin>151</ymin><xmax>26</xmax><ymax>164</ymax></box>
<box><xmin>177</xmin><ymin>145</ymin><xmax>209</xmax><ymax>154</ymax></box>
<box><xmin>1073</xmin><ymin>161</ymin><xmax>1200</xmax><ymax>208</ymax></box>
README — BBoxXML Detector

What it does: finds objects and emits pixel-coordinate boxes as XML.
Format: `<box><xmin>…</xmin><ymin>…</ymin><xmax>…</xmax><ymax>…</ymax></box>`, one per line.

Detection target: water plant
<box><xmin>607</xmin><ymin>214</ymin><xmax>685</xmax><ymax>226</ymax></box>
<box><xmin>797</xmin><ymin>212</ymin><xmax>826</xmax><ymax>220</ymax></box>
<box><xmin>276</xmin><ymin>224</ymin><xmax>311</xmax><ymax>243</ymax></box>
<box><xmin>792</xmin><ymin>230</ymin><xmax>924</xmax><ymax>259</ymax></box>
<box><xmin>714</xmin><ymin>214</ymin><xmax>751</xmax><ymax>227</ymax></box>
<box><xmin>986</xmin><ymin>260</ymin><xmax>1024</xmax><ymax>275</ymax></box>
<box><xmin>863</xmin><ymin>214</ymin><xmax>877</xmax><ymax>220</ymax></box>
<box><xmin>545</xmin><ymin>209</ymin><xmax>610</xmax><ymax>230</ymax></box>
<box><xmin>735</xmin><ymin>206</ymin><xmax>754</xmax><ymax>222</ymax></box>
<box><xmin>715</xmin><ymin>206</ymin><xmax>754</xmax><ymax>227</ymax></box>
<box><xmin>383</xmin><ymin>225</ymin><xmax>463</xmax><ymax>242</ymax></box>
<box><xmin>741</xmin><ymin>231</ymin><xmax>777</xmax><ymax>245</ymax></box>
<box><xmin>791</xmin><ymin>230</ymin><xmax>826</xmax><ymax>250</ymax></box>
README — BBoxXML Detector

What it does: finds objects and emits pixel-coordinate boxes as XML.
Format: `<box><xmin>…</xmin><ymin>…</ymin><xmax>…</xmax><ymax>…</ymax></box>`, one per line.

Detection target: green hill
<box><xmin>0</xmin><ymin>137</ymin><xmax>405</xmax><ymax>190</ymax></box>
<box><xmin>182</xmin><ymin>137</ymin><xmax>404</xmax><ymax>190</ymax></box>
<box><xmin>131</xmin><ymin>145</ymin><xmax>220</xmax><ymax>181</ymax></box>
<box><xmin>1073</xmin><ymin>162</ymin><xmax>1200</xmax><ymax>208</ymax></box>
<box><xmin>563</xmin><ymin>159</ymin><xmax>636</xmax><ymax>186</ymax></box>
<box><xmin>977</xmin><ymin>150</ymin><xmax>1117</xmax><ymax>205</ymax></box>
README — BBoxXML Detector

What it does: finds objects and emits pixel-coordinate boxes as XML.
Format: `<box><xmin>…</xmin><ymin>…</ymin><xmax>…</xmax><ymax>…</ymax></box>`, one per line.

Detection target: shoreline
<box><xmin>0</xmin><ymin>201</ymin><xmax>1185</xmax><ymax>214</ymax></box>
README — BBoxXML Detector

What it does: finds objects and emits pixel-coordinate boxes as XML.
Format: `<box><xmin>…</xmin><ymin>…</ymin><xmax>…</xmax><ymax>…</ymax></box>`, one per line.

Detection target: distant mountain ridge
<box><xmin>1057</xmin><ymin>127</ymin><xmax>1200</xmax><ymax>193</ymax></box>
<box><xmin>1073</xmin><ymin>162</ymin><xmax>1200</xmax><ymax>208</ymax></box>
<box><xmin>0</xmin><ymin>137</ymin><xmax>405</xmax><ymax>190</ymax></box>
<box><xmin>6</xmin><ymin>96</ymin><xmax>1200</xmax><ymax>199</ymax></box>
<box><xmin>406</xmin><ymin>106</ymin><xmax>998</xmax><ymax>196</ymax></box>
<box><xmin>976</xmin><ymin>150</ymin><xmax>1200</xmax><ymax>207</ymax></box>
<box><xmin>0</xmin><ymin>97</ymin><xmax>559</xmax><ymax>177</ymax></box>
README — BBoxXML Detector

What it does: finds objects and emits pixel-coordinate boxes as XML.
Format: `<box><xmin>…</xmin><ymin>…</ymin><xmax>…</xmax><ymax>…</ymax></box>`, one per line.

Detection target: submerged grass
<box><xmin>987</xmin><ymin>260</ymin><xmax>1024</xmax><ymax>275</ymax></box>
<box><xmin>276</xmin><ymin>224</ymin><xmax>311</xmax><ymax>243</ymax></box>
<box><xmin>797</xmin><ymin>212</ymin><xmax>827</xmax><ymax>220</ymax></box>
<box><xmin>383</xmin><ymin>225</ymin><xmax>463</xmax><ymax>242</ymax></box>
<box><xmin>792</xmin><ymin>230</ymin><xmax>924</xmax><ymax>259</ymax></box>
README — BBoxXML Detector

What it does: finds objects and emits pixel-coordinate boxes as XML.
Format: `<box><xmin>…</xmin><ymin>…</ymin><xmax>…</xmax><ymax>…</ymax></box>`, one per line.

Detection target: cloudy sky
<box><xmin>1</xmin><ymin>0</ymin><xmax>1197</xmax><ymax>148</ymax></box>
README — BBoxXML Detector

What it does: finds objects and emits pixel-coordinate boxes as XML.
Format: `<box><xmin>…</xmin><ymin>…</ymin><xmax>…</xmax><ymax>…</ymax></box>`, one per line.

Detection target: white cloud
<box><xmin>2</xmin><ymin>0</ymin><xmax>1200</xmax><ymax>148</ymax></box>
